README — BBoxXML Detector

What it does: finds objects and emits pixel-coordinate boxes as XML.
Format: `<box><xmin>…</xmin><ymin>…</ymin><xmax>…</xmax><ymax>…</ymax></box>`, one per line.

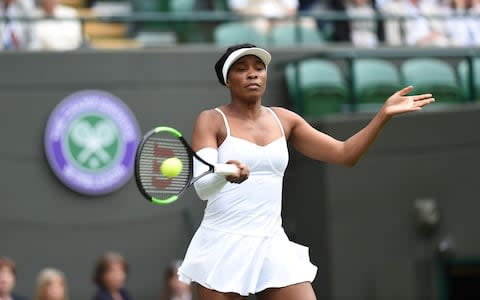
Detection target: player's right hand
<box><xmin>225</xmin><ymin>160</ymin><xmax>249</xmax><ymax>184</ymax></box>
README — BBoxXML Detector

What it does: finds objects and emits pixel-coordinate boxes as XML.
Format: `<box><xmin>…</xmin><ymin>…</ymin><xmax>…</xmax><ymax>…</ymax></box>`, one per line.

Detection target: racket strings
<box><xmin>137</xmin><ymin>134</ymin><xmax>191</xmax><ymax>200</ymax></box>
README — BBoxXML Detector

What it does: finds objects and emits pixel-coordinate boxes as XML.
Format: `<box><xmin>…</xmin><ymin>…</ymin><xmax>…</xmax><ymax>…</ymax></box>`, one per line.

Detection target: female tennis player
<box><xmin>177</xmin><ymin>44</ymin><xmax>435</xmax><ymax>300</ymax></box>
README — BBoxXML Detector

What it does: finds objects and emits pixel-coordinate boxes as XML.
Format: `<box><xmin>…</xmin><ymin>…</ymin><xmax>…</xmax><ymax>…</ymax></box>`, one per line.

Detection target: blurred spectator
<box><xmin>442</xmin><ymin>0</ymin><xmax>480</xmax><ymax>46</ymax></box>
<box><xmin>29</xmin><ymin>0</ymin><xmax>81</xmax><ymax>50</ymax></box>
<box><xmin>0</xmin><ymin>257</ymin><xmax>28</xmax><ymax>300</ymax></box>
<box><xmin>297</xmin><ymin>0</ymin><xmax>333</xmax><ymax>37</ymax></box>
<box><xmin>0</xmin><ymin>0</ymin><xmax>33</xmax><ymax>50</ymax></box>
<box><xmin>92</xmin><ymin>252</ymin><xmax>133</xmax><ymax>300</ymax></box>
<box><xmin>328</xmin><ymin>0</ymin><xmax>351</xmax><ymax>42</ymax></box>
<box><xmin>228</xmin><ymin>0</ymin><xmax>316</xmax><ymax>33</ymax></box>
<box><xmin>382</xmin><ymin>0</ymin><xmax>448</xmax><ymax>46</ymax></box>
<box><xmin>346</xmin><ymin>0</ymin><xmax>378</xmax><ymax>47</ymax></box>
<box><xmin>35</xmin><ymin>268</ymin><xmax>68</xmax><ymax>300</ymax></box>
<box><xmin>159</xmin><ymin>260</ymin><xmax>192</xmax><ymax>300</ymax></box>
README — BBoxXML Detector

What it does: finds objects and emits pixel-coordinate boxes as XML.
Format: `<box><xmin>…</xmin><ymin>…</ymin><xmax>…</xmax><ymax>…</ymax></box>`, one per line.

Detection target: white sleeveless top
<box><xmin>178</xmin><ymin>107</ymin><xmax>317</xmax><ymax>296</ymax></box>
<box><xmin>200</xmin><ymin>107</ymin><xmax>288</xmax><ymax>237</ymax></box>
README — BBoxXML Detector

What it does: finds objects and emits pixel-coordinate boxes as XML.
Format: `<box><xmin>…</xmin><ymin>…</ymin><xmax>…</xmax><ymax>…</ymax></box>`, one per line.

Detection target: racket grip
<box><xmin>214</xmin><ymin>164</ymin><xmax>239</xmax><ymax>176</ymax></box>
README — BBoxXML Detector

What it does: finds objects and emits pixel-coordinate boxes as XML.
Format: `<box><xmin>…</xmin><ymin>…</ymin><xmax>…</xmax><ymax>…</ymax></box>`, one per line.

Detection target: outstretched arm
<box><xmin>283</xmin><ymin>86</ymin><xmax>434</xmax><ymax>167</ymax></box>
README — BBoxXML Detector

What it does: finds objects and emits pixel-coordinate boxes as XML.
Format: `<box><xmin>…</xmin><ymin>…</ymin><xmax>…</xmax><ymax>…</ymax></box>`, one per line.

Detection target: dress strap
<box><xmin>214</xmin><ymin>108</ymin><xmax>231</xmax><ymax>136</ymax></box>
<box><xmin>266</xmin><ymin>107</ymin><xmax>285</xmax><ymax>137</ymax></box>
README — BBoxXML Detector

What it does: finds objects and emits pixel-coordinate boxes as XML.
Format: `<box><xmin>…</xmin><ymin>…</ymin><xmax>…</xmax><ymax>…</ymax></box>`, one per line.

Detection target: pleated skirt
<box><xmin>178</xmin><ymin>226</ymin><xmax>318</xmax><ymax>296</ymax></box>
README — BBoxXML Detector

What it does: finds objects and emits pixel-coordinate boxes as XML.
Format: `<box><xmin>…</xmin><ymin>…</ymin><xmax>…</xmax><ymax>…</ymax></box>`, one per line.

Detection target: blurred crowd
<box><xmin>0</xmin><ymin>0</ymin><xmax>82</xmax><ymax>50</ymax></box>
<box><xmin>0</xmin><ymin>254</ymin><xmax>192</xmax><ymax>300</ymax></box>
<box><xmin>0</xmin><ymin>0</ymin><xmax>479</xmax><ymax>50</ymax></box>
<box><xmin>231</xmin><ymin>0</ymin><xmax>480</xmax><ymax>47</ymax></box>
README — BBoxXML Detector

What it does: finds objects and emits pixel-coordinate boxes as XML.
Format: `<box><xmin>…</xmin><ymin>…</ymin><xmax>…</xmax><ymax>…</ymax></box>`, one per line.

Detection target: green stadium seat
<box><xmin>457</xmin><ymin>59</ymin><xmax>480</xmax><ymax>101</ymax></box>
<box><xmin>131</xmin><ymin>0</ymin><xmax>169</xmax><ymax>32</ymax></box>
<box><xmin>214</xmin><ymin>22</ymin><xmax>267</xmax><ymax>47</ymax></box>
<box><xmin>285</xmin><ymin>59</ymin><xmax>348</xmax><ymax>117</ymax></box>
<box><xmin>212</xmin><ymin>0</ymin><xmax>229</xmax><ymax>11</ymax></box>
<box><xmin>131</xmin><ymin>0</ymin><xmax>168</xmax><ymax>13</ymax></box>
<box><xmin>169</xmin><ymin>0</ymin><xmax>194</xmax><ymax>11</ymax></box>
<box><xmin>270</xmin><ymin>24</ymin><xmax>324</xmax><ymax>47</ymax></box>
<box><xmin>353</xmin><ymin>59</ymin><xmax>403</xmax><ymax>111</ymax></box>
<box><xmin>169</xmin><ymin>0</ymin><xmax>210</xmax><ymax>43</ymax></box>
<box><xmin>401</xmin><ymin>58</ymin><xmax>464</xmax><ymax>105</ymax></box>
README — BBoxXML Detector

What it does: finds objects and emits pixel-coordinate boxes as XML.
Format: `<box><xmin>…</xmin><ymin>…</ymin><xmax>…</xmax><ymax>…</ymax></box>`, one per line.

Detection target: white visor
<box><xmin>222</xmin><ymin>47</ymin><xmax>272</xmax><ymax>84</ymax></box>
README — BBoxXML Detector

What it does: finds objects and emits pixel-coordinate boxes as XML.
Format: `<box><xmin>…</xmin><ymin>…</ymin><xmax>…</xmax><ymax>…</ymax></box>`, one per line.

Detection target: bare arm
<box><xmin>191</xmin><ymin>109</ymin><xmax>249</xmax><ymax>183</ymax></box>
<box><xmin>191</xmin><ymin>109</ymin><xmax>220</xmax><ymax>152</ymax></box>
<box><xmin>282</xmin><ymin>86</ymin><xmax>435</xmax><ymax>167</ymax></box>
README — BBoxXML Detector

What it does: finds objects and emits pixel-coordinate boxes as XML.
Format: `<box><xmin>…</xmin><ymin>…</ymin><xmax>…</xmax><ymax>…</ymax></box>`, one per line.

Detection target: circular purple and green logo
<box><xmin>44</xmin><ymin>90</ymin><xmax>141</xmax><ymax>196</ymax></box>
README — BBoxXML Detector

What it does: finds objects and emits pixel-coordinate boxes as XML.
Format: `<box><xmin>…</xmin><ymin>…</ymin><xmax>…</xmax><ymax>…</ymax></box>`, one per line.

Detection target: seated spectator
<box><xmin>442</xmin><ymin>0</ymin><xmax>480</xmax><ymax>46</ymax></box>
<box><xmin>92</xmin><ymin>252</ymin><xmax>133</xmax><ymax>300</ymax></box>
<box><xmin>160</xmin><ymin>260</ymin><xmax>192</xmax><ymax>300</ymax></box>
<box><xmin>29</xmin><ymin>0</ymin><xmax>81</xmax><ymax>50</ymax></box>
<box><xmin>382</xmin><ymin>0</ymin><xmax>448</xmax><ymax>46</ymax></box>
<box><xmin>228</xmin><ymin>0</ymin><xmax>316</xmax><ymax>34</ymax></box>
<box><xmin>0</xmin><ymin>257</ymin><xmax>28</xmax><ymax>300</ymax></box>
<box><xmin>35</xmin><ymin>268</ymin><xmax>68</xmax><ymax>300</ymax></box>
<box><xmin>0</xmin><ymin>0</ymin><xmax>33</xmax><ymax>50</ymax></box>
<box><xmin>346</xmin><ymin>0</ymin><xmax>378</xmax><ymax>47</ymax></box>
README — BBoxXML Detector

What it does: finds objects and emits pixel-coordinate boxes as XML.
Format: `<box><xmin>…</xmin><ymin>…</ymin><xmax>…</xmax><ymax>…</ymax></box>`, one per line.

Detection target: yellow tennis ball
<box><xmin>160</xmin><ymin>157</ymin><xmax>183</xmax><ymax>178</ymax></box>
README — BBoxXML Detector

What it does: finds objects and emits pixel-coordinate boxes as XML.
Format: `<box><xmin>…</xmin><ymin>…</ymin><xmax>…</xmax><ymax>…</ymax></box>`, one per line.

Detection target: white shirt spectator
<box><xmin>29</xmin><ymin>4</ymin><xmax>82</xmax><ymax>50</ymax></box>
<box><xmin>346</xmin><ymin>0</ymin><xmax>378</xmax><ymax>47</ymax></box>
<box><xmin>227</xmin><ymin>0</ymin><xmax>314</xmax><ymax>34</ymax></box>
<box><xmin>229</xmin><ymin>0</ymin><xmax>298</xmax><ymax>17</ymax></box>
<box><xmin>382</xmin><ymin>0</ymin><xmax>448</xmax><ymax>46</ymax></box>
<box><xmin>444</xmin><ymin>8</ymin><xmax>480</xmax><ymax>46</ymax></box>
<box><xmin>0</xmin><ymin>0</ymin><xmax>33</xmax><ymax>50</ymax></box>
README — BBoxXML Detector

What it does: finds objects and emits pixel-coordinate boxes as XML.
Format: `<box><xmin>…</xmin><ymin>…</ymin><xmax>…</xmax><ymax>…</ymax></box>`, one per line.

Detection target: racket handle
<box><xmin>214</xmin><ymin>164</ymin><xmax>239</xmax><ymax>176</ymax></box>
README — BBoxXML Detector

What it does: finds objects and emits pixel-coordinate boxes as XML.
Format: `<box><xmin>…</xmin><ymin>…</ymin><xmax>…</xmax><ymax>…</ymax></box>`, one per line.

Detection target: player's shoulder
<box><xmin>197</xmin><ymin>107</ymin><xmax>222</xmax><ymax>120</ymax></box>
<box><xmin>269</xmin><ymin>106</ymin><xmax>302</xmax><ymax>121</ymax></box>
<box><xmin>194</xmin><ymin>107</ymin><xmax>224</xmax><ymax>128</ymax></box>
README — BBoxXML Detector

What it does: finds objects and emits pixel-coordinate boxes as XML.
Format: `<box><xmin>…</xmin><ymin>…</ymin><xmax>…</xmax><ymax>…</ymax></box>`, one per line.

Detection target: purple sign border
<box><xmin>44</xmin><ymin>90</ymin><xmax>141</xmax><ymax>196</ymax></box>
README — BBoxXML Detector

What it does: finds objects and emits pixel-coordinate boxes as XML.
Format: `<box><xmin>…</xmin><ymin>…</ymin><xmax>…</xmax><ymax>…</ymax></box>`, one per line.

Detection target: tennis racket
<box><xmin>134</xmin><ymin>126</ymin><xmax>239</xmax><ymax>205</ymax></box>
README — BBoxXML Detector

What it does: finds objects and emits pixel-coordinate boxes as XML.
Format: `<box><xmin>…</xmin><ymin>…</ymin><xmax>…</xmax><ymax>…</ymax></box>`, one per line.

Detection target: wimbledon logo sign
<box><xmin>44</xmin><ymin>90</ymin><xmax>141</xmax><ymax>196</ymax></box>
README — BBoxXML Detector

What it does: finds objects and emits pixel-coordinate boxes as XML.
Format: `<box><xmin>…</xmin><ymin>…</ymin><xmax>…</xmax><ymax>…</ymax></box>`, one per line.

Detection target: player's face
<box><xmin>103</xmin><ymin>263</ymin><xmax>126</xmax><ymax>291</ymax></box>
<box><xmin>0</xmin><ymin>267</ymin><xmax>15</xmax><ymax>295</ymax></box>
<box><xmin>227</xmin><ymin>55</ymin><xmax>267</xmax><ymax>99</ymax></box>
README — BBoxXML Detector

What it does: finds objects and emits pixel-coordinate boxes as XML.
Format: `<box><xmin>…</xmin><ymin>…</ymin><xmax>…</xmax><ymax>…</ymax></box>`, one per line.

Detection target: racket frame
<box><xmin>134</xmin><ymin>126</ymin><xmax>215</xmax><ymax>205</ymax></box>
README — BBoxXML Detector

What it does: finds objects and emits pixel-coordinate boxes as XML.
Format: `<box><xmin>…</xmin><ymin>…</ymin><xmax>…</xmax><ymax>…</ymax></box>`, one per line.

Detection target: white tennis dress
<box><xmin>178</xmin><ymin>107</ymin><xmax>317</xmax><ymax>296</ymax></box>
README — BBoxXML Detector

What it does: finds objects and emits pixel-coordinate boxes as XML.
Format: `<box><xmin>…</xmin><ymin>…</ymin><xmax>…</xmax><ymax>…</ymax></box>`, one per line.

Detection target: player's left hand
<box><xmin>382</xmin><ymin>86</ymin><xmax>435</xmax><ymax>117</ymax></box>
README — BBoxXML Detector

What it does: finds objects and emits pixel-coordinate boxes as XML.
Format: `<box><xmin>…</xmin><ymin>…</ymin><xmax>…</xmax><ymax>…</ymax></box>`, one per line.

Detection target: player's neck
<box><xmin>227</xmin><ymin>100</ymin><xmax>263</xmax><ymax>120</ymax></box>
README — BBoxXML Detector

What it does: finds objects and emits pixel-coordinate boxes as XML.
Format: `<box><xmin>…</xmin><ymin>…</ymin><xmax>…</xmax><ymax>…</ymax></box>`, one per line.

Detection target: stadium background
<box><xmin>1</xmin><ymin>14</ymin><xmax>480</xmax><ymax>300</ymax></box>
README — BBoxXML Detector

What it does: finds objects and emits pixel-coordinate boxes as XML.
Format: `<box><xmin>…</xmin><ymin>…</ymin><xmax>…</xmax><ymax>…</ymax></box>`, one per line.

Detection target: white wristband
<box><xmin>193</xmin><ymin>148</ymin><xmax>228</xmax><ymax>200</ymax></box>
